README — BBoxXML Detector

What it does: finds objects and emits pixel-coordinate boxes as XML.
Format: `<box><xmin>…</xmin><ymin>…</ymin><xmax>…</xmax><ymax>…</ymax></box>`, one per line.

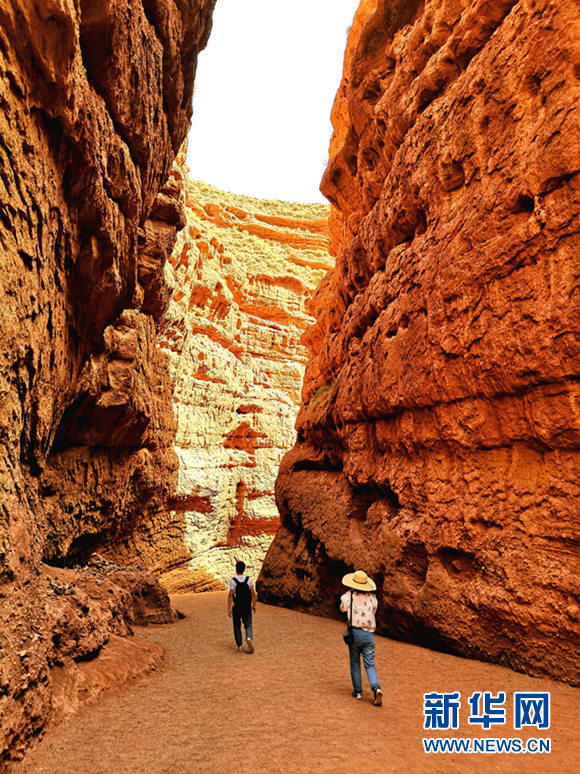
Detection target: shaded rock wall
<box><xmin>158</xmin><ymin>169</ymin><xmax>333</xmax><ymax>591</ymax></box>
<box><xmin>259</xmin><ymin>0</ymin><xmax>580</xmax><ymax>684</ymax></box>
<box><xmin>0</xmin><ymin>0</ymin><xmax>215</xmax><ymax>760</ymax></box>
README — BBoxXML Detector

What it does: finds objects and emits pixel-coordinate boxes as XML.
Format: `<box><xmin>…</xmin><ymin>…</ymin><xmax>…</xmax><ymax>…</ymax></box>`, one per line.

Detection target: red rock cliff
<box><xmin>157</xmin><ymin>167</ymin><xmax>332</xmax><ymax>592</ymax></box>
<box><xmin>258</xmin><ymin>0</ymin><xmax>579</xmax><ymax>684</ymax></box>
<box><xmin>0</xmin><ymin>0</ymin><xmax>215</xmax><ymax>760</ymax></box>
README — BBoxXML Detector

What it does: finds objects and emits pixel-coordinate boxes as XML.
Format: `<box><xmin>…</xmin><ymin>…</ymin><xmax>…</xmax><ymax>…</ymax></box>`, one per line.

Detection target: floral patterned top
<box><xmin>340</xmin><ymin>590</ymin><xmax>378</xmax><ymax>632</ymax></box>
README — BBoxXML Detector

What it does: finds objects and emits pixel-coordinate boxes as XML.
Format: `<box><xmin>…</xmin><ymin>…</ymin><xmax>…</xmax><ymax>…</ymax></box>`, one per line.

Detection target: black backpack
<box><xmin>233</xmin><ymin>577</ymin><xmax>252</xmax><ymax>613</ymax></box>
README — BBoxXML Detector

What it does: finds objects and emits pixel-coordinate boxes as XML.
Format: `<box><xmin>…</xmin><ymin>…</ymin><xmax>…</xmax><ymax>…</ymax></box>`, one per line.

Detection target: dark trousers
<box><xmin>232</xmin><ymin>607</ymin><xmax>253</xmax><ymax>647</ymax></box>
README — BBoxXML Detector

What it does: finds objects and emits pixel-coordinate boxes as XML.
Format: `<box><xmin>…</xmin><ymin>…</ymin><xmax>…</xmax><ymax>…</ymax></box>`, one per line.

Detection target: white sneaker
<box><xmin>236</xmin><ymin>645</ymin><xmax>242</xmax><ymax>651</ymax></box>
<box><xmin>373</xmin><ymin>688</ymin><xmax>383</xmax><ymax>707</ymax></box>
<box><xmin>246</xmin><ymin>638</ymin><xmax>254</xmax><ymax>653</ymax></box>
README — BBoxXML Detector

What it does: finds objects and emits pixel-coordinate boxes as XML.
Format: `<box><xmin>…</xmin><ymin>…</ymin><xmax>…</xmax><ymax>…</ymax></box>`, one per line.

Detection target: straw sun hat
<box><xmin>342</xmin><ymin>569</ymin><xmax>376</xmax><ymax>592</ymax></box>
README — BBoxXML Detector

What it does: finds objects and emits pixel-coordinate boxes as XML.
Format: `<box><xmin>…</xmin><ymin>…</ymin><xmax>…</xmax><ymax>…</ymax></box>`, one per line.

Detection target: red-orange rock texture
<box><xmin>158</xmin><ymin>170</ymin><xmax>332</xmax><ymax>592</ymax></box>
<box><xmin>0</xmin><ymin>0</ymin><xmax>215</xmax><ymax>761</ymax></box>
<box><xmin>259</xmin><ymin>0</ymin><xmax>580</xmax><ymax>684</ymax></box>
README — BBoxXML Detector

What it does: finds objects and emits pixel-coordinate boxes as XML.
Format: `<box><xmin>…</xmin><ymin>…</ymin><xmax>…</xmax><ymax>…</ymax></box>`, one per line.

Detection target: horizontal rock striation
<box><xmin>0</xmin><ymin>0</ymin><xmax>215</xmax><ymax>761</ymax></box>
<box><xmin>259</xmin><ymin>0</ymin><xmax>580</xmax><ymax>684</ymax></box>
<box><xmin>159</xmin><ymin>171</ymin><xmax>333</xmax><ymax>590</ymax></box>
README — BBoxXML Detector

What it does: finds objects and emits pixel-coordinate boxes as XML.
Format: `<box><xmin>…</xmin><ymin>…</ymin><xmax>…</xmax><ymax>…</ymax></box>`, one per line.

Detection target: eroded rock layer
<box><xmin>0</xmin><ymin>0</ymin><xmax>215</xmax><ymax>760</ymax></box>
<box><xmin>259</xmin><ymin>0</ymin><xmax>580</xmax><ymax>684</ymax></box>
<box><xmin>159</xmin><ymin>172</ymin><xmax>332</xmax><ymax>590</ymax></box>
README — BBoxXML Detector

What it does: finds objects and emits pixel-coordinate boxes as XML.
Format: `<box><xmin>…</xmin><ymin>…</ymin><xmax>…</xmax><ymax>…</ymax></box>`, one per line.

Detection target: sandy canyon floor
<box><xmin>14</xmin><ymin>592</ymin><xmax>579</xmax><ymax>774</ymax></box>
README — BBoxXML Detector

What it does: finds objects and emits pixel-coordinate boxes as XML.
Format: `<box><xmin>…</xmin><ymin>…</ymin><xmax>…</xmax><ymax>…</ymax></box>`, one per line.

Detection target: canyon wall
<box><xmin>157</xmin><ymin>170</ymin><xmax>332</xmax><ymax>591</ymax></box>
<box><xmin>0</xmin><ymin>0</ymin><xmax>215</xmax><ymax>760</ymax></box>
<box><xmin>259</xmin><ymin>0</ymin><xmax>580</xmax><ymax>684</ymax></box>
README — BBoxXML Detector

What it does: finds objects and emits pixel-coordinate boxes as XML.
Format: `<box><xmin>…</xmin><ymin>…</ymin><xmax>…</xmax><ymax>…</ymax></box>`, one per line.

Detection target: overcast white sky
<box><xmin>186</xmin><ymin>0</ymin><xmax>360</xmax><ymax>203</ymax></box>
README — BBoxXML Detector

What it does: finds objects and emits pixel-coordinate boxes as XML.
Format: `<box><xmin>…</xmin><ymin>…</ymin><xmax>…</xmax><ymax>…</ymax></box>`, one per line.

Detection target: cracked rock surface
<box><xmin>0</xmin><ymin>0</ymin><xmax>215</xmax><ymax>762</ymax></box>
<box><xmin>258</xmin><ymin>0</ymin><xmax>580</xmax><ymax>685</ymax></box>
<box><xmin>157</xmin><ymin>168</ymin><xmax>333</xmax><ymax>592</ymax></box>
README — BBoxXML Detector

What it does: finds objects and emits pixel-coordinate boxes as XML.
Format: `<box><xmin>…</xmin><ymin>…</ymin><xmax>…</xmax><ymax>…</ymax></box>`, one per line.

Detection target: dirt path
<box><xmin>15</xmin><ymin>592</ymin><xmax>579</xmax><ymax>773</ymax></box>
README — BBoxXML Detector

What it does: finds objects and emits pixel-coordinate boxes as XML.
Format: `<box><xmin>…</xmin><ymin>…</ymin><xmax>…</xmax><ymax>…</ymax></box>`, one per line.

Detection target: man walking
<box><xmin>227</xmin><ymin>560</ymin><xmax>257</xmax><ymax>652</ymax></box>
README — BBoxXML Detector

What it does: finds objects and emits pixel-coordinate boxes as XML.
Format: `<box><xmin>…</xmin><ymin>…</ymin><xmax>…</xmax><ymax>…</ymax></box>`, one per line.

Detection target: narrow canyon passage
<box><xmin>2</xmin><ymin>0</ymin><xmax>578</xmax><ymax>765</ymax></box>
<box><xmin>16</xmin><ymin>594</ymin><xmax>579</xmax><ymax>774</ymax></box>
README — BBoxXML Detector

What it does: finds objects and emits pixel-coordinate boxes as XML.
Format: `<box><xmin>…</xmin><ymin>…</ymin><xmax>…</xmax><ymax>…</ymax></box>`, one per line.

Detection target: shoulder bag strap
<box><xmin>349</xmin><ymin>590</ymin><xmax>354</xmax><ymax>631</ymax></box>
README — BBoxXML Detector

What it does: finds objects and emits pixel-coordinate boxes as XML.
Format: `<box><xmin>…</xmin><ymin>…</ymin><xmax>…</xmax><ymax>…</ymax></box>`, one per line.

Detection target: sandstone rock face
<box><xmin>3</xmin><ymin>555</ymin><xmax>171</xmax><ymax>750</ymax></box>
<box><xmin>259</xmin><ymin>0</ymin><xmax>580</xmax><ymax>684</ymax></box>
<box><xmin>158</xmin><ymin>171</ymin><xmax>332</xmax><ymax>590</ymax></box>
<box><xmin>0</xmin><ymin>0</ymin><xmax>215</xmax><ymax>760</ymax></box>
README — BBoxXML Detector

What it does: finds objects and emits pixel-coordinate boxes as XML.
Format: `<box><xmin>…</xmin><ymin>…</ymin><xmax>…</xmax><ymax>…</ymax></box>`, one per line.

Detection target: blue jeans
<box><xmin>348</xmin><ymin>628</ymin><xmax>380</xmax><ymax>694</ymax></box>
<box><xmin>233</xmin><ymin>607</ymin><xmax>253</xmax><ymax>647</ymax></box>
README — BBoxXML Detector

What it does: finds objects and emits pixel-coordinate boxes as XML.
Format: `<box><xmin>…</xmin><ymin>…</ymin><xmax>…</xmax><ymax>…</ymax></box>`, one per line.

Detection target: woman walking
<box><xmin>340</xmin><ymin>570</ymin><xmax>382</xmax><ymax>706</ymax></box>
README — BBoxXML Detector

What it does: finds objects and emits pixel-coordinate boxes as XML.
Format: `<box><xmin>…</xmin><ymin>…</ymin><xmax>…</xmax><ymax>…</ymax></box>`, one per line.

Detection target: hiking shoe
<box><xmin>236</xmin><ymin>645</ymin><xmax>243</xmax><ymax>651</ymax></box>
<box><xmin>352</xmin><ymin>692</ymin><xmax>362</xmax><ymax>700</ymax></box>
<box><xmin>373</xmin><ymin>688</ymin><xmax>383</xmax><ymax>706</ymax></box>
<box><xmin>246</xmin><ymin>638</ymin><xmax>254</xmax><ymax>654</ymax></box>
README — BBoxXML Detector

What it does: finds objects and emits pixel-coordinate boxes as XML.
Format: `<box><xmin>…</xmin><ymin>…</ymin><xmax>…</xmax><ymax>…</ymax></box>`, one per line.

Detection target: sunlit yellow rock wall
<box><xmin>159</xmin><ymin>169</ymin><xmax>333</xmax><ymax>590</ymax></box>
